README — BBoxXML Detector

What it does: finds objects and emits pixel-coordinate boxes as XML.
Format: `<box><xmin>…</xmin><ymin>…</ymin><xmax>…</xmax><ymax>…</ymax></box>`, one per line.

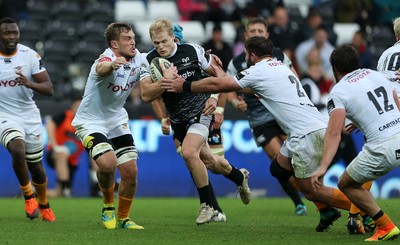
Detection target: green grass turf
<box><xmin>1</xmin><ymin>197</ymin><xmax>399</xmax><ymax>245</ymax></box>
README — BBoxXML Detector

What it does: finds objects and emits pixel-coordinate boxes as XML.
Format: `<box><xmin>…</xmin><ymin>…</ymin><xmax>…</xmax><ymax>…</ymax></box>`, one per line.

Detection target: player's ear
<box><xmin>110</xmin><ymin>40</ymin><xmax>118</xmax><ymax>49</ymax></box>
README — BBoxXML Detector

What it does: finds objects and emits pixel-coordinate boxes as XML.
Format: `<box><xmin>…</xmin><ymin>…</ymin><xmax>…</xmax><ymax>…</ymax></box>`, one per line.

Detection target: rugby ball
<box><xmin>150</xmin><ymin>57</ymin><xmax>171</xmax><ymax>83</ymax></box>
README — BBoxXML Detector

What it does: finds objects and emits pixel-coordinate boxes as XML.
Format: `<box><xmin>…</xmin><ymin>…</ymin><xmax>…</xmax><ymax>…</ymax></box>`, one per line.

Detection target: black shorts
<box><xmin>252</xmin><ymin>120</ymin><xmax>285</xmax><ymax>148</ymax></box>
<box><xmin>208</xmin><ymin>128</ymin><xmax>222</xmax><ymax>146</ymax></box>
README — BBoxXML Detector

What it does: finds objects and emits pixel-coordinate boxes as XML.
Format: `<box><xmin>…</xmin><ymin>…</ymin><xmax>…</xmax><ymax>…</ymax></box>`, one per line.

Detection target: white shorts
<box><xmin>347</xmin><ymin>136</ymin><xmax>400</xmax><ymax>183</ymax></box>
<box><xmin>73</xmin><ymin>121</ymin><xmax>133</xmax><ymax>144</ymax></box>
<box><xmin>0</xmin><ymin>115</ymin><xmax>43</xmax><ymax>152</ymax></box>
<box><xmin>280</xmin><ymin>129</ymin><xmax>325</xmax><ymax>179</ymax></box>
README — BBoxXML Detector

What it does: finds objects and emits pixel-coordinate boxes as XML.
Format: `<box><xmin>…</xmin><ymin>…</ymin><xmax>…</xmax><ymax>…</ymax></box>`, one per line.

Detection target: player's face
<box><xmin>0</xmin><ymin>23</ymin><xmax>20</xmax><ymax>54</ymax></box>
<box><xmin>245</xmin><ymin>23</ymin><xmax>269</xmax><ymax>39</ymax></box>
<box><xmin>114</xmin><ymin>30</ymin><xmax>136</xmax><ymax>59</ymax></box>
<box><xmin>151</xmin><ymin>30</ymin><xmax>175</xmax><ymax>58</ymax></box>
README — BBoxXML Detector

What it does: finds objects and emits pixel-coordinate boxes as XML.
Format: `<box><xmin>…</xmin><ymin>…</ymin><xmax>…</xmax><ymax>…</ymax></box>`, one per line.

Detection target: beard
<box><xmin>246</xmin><ymin>59</ymin><xmax>254</xmax><ymax>68</ymax></box>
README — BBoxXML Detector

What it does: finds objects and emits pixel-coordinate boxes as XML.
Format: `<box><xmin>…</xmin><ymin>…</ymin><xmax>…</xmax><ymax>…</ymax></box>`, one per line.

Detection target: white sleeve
<box><xmin>191</xmin><ymin>44</ymin><xmax>212</xmax><ymax>70</ymax></box>
<box><xmin>30</xmin><ymin>50</ymin><xmax>45</xmax><ymax>75</ymax></box>
<box><xmin>327</xmin><ymin>93</ymin><xmax>345</xmax><ymax>115</ymax></box>
<box><xmin>139</xmin><ymin>53</ymin><xmax>150</xmax><ymax>81</ymax></box>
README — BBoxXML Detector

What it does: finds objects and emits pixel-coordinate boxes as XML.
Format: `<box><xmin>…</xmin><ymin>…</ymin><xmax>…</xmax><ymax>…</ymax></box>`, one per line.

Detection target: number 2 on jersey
<box><xmin>367</xmin><ymin>86</ymin><xmax>394</xmax><ymax>114</ymax></box>
<box><xmin>288</xmin><ymin>75</ymin><xmax>305</xmax><ymax>97</ymax></box>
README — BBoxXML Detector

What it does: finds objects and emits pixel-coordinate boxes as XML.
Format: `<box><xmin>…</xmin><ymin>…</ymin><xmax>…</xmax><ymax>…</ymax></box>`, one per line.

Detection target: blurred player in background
<box><xmin>72</xmin><ymin>22</ymin><xmax>145</xmax><ymax>230</ymax></box>
<box><xmin>377</xmin><ymin>17</ymin><xmax>400</xmax><ymax>94</ymax></box>
<box><xmin>45</xmin><ymin>96</ymin><xmax>83</xmax><ymax>198</ymax></box>
<box><xmin>0</xmin><ymin>17</ymin><xmax>55</xmax><ymax>221</ymax></box>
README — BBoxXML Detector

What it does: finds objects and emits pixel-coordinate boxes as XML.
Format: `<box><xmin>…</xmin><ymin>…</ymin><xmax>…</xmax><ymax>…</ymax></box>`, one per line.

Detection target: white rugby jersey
<box><xmin>377</xmin><ymin>41</ymin><xmax>400</xmax><ymax>96</ymax></box>
<box><xmin>0</xmin><ymin>44</ymin><xmax>45</xmax><ymax>119</ymax></box>
<box><xmin>73</xmin><ymin>48</ymin><xmax>149</xmax><ymax>125</ymax></box>
<box><xmin>328</xmin><ymin>68</ymin><xmax>400</xmax><ymax>143</ymax></box>
<box><xmin>234</xmin><ymin>59</ymin><xmax>327</xmax><ymax>137</ymax></box>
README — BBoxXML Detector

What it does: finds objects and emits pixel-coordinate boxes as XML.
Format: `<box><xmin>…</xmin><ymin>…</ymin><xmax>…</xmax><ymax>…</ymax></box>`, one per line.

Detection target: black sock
<box><xmin>59</xmin><ymin>180</ymin><xmax>71</xmax><ymax>190</ymax></box>
<box><xmin>197</xmin><ymin>185</ymin><xmax>212</xmax><ymax>206</ymax></box>
<box><xmin>209</xmin><ymin>181</ymin><xmax>222</xmax><ymax>212</ymax></box>
<box><xmin>372</xmin><ymin>210</ymin><xmax>384</xmax><ymax>220</ymax></box>
<box><xmin>224</xmin><ymin>165</ymin><xmax>244</xmax><ymax>186</ymax></box>
<box><xmin>277</xmin><ymin>178</ymin><xmax>303</xmax><ymax>207</ymax></box>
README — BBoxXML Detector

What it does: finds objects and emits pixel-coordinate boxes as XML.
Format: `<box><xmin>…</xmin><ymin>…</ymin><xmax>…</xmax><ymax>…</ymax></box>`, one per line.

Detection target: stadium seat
<box><xmin>370</xmin><ymin>25</ymin><xmax>395</xmax><ymax>48</ymax></box>
<box><xmin>26</xmin><ymin>0</ymin><xmax>53</xmax><ymax>25</ymax></box>
<box><xmin>205</xmin><ymin>21</ymin><xmax>236</xmax><ymax>45</ymax></box>
<box><xmin>44</xmin><ymin>20</ymin><xmax>78</xmax><ymax>49</ymax></box>
<box><xmin>115</xmin><ymin>0</ymin><xmax>147</xmax><ymax>22</ymax></box>
<box><xmin>148</xmin><ymin>1</ymin><xmax>180</xmax><ymax>22</ymax></box>
<box><xmin>51</xmin><ymin>1</ymin><xmax>83</xmax><ymax>24</ymax></box>
<box><xmin>84</xmin><ymin>1</ymin><xmax>115</xmax><ymax>24</ymax></box>
<box><xmin>71</xmin><ymin>40</ymin><xmax>103</xmax><ymax>63</ymax></box>
<box><xmin>177</xmin><ymin>21</ymin><xmax>206</xmax><ymax>44</ymax></box>
<box><xmin>18</xmin><ymin>19</ymin><xmax>43</xmax><ymax>46</ymax></box>
<box><xmin>333</xmin><ymin>23</ymin><xmax>360</xmax><ymax>46</ymax></box>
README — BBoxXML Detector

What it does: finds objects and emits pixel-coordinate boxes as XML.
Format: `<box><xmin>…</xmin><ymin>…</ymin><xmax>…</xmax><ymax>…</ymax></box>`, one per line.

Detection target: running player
<box><xmin>0</xmin><ymin>17</ymin><xmax>55</xmax><ymax>222</ymax></box>
<box><xmin>312</xmin><ymin>44</ymin><xmax>400</xmax><ymax>241</ymax></box>
<box><xmin>72</xmin><ymin>22</ymin><xmax>145</xmax><ymax>230</ymax></box>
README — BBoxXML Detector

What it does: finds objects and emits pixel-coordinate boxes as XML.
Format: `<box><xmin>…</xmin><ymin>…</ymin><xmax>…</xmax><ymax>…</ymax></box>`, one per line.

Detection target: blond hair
<box><xmin>149</xmin><ymin>18</ymin><xmax>174</xmax><ymax>40</ymax></box>
<box><xmin>393</xmin><ymin>17</ymin><xmax>400</xmax><ymax>36</ymax></box>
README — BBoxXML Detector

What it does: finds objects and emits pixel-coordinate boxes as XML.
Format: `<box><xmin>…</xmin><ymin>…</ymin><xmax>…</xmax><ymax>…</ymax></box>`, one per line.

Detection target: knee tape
<box><xmin>1</xmin><ymin>129</ymin><xmax>23</xmax><ymax>147</ymax></box>
<box><xmin>210</xmin><ymin>147</ymin><xmax>224</xmax><ymax>157</ymax></box>
<box><xmin>115</xmin><ymin>146</ymin><xmax>138</xmax><ymax>165</ymax></box>
<box><xmin>270</xmin><ymin>158</ymin><xmax>292</xmax><ymax>182</ymax></box>
<box><xmin>89</xmin><ymin>142</ymin><xmax>113</xmax><ymax>160</ymax></box>
<box><xmin>26</xmin><ymin>147</ymin><xmax>44</xmax><ymax>164</ymax></box>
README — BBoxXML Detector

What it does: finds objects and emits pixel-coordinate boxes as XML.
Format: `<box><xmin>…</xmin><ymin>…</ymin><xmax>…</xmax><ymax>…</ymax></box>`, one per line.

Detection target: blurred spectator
<box><xmin>177</xmin><ymin>0</ymin><xmax>209</xmax><ymax>27</ymax></box>
<box><xmin>268</xmin><ymin>6</ymin><xmax>300</xmax><ymax>66</ymax></box>
<box><xmin>202</xmin><ymin>24</ymin><xmax>233</xmax><ymax>71</ymax></box>
<box><xmin>299</xmin><ymin>8</ymin><xmax>337</xmax><ymax>46</ymax></box>
<box><xmin>371</xmin><ymin>0</ymin><xmax>400</xmax><ymax>27</ymax></box>
<box><xmin>301</xmin><ymin>47</ymin><xmax>333</xmax><ymax>101</ymax></box>
<box><xmin>351</xmin><ymin>30</ymin><xmax>373</xmax><ymax>69</ymax></box>
<box><xmin>336</xmin><ymin>0</ymin><xmax>372</xmax><ymax>32</ymax></box>
<box><xmin>244</xmin><ymin>0</ymin><xmax>284</xmax><ymax>20</ymax></box>
<box><xmin>300</xmin><ymin>51</ymin><xmax>357</xmax><ymax>171</ymax></box>
<box><xmin>208</xmin><ymin>0</ymin><xmax>243</xmax><ymax>27</ymax></box>
<box><xmin>295</xmin><ymin>26</ymin><xmax>335</xmax><ymax>79</ymax></box>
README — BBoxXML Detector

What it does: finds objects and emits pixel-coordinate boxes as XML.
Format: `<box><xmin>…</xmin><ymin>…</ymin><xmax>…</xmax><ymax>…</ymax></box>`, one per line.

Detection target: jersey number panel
<box><xmin>289</xmin><ymin>75</ymin><xmax>305</xmax><ymax>97</ymax></box>
<box><xmin>385</xmin><ymin>52</ymin><xmax>400</xmax><ymax>71</ymax></box>
<box><xmin>367</xmin><ymin>86</ymin><xmax>394</xmax><ymax>114</ymax></box>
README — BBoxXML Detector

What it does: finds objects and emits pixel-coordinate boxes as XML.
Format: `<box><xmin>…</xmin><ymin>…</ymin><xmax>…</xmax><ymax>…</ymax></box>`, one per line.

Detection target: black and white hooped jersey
<box><xmin>328</xmin><ymin>68</ymin><xmax>400</xmax><ymax>143</ymax></box>
<box><xmin>146</xmin><ymin>43</ymin><xmax>211</xmax><ymax>124</ymax></box>
<box><xmin>234</xmin><ymin>59</ymin><xmax>326</xmax><ymax>138</ymax></box>
<box><xmin>0</xmin><ymin>44</ymin><xmax>45</xmax><ymax>118</ymax></box>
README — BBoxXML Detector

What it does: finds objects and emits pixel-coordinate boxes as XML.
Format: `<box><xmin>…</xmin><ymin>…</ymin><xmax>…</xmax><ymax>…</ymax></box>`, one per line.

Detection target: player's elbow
<box><xmin>141</xmin><ymin>92</ymin><xmax>155</xmax><ymax>103</ymax></box>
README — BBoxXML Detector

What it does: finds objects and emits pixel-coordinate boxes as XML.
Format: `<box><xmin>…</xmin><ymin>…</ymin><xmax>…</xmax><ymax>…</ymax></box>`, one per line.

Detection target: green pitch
<box><xmin>1</xmin><ymin>197</ymin><xmax>399</xmax><ymax>245</ymax></box>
